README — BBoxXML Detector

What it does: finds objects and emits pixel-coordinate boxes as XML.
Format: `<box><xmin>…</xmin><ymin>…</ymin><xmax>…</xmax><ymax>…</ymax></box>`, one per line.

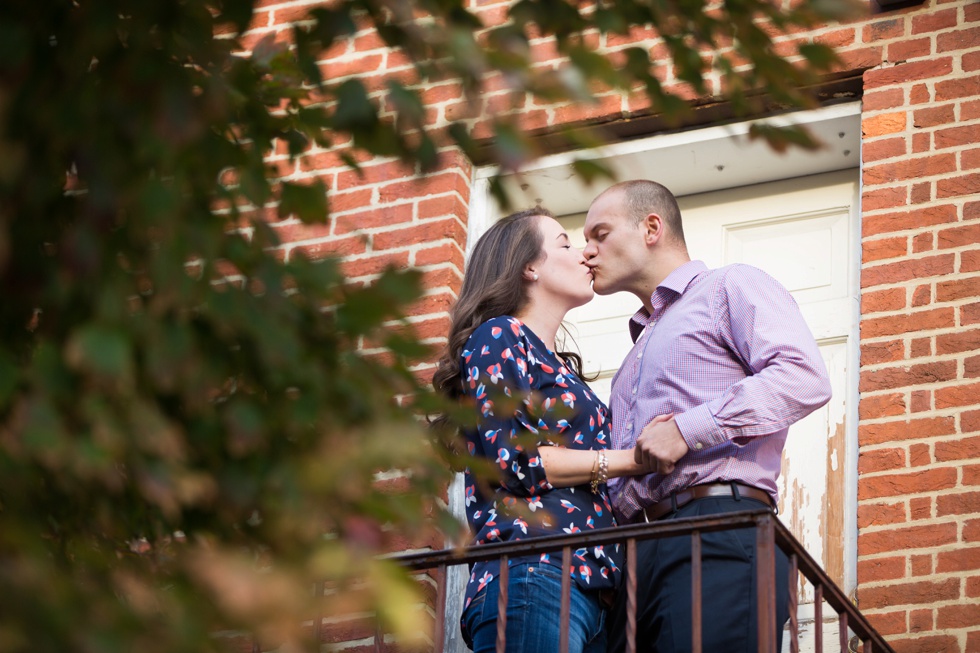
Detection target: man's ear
<box><xmin>643</xmin><ymin>213</ymin><xmax>665</xmax><ymax>246</ymax></box>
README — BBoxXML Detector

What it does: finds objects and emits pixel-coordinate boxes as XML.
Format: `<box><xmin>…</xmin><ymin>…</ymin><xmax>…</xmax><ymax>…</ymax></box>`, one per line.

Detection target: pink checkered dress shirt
<box><xmin>607</xmin><ymin>260</ymin><xmax>833</xmax><ymax>523</ymax></box>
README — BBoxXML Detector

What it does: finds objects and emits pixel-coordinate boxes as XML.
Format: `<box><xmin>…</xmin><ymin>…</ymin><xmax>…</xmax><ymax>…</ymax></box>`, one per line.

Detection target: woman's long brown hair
<box><xmin>430</xmin><ymin>207</ymin><xmax>586</xmax><ymax>436</ymax></box>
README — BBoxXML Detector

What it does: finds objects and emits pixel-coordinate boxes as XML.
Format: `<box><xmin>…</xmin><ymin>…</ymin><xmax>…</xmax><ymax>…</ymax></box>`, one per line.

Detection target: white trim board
<box><xmin>474</xmin><ymin>102</ymin><xmax>861</xmax><ymax>217</ymax></box>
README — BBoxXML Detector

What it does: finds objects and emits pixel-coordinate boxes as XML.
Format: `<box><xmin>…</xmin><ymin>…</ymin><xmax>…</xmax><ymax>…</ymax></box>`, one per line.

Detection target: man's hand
<box><xmin>634</xmin><ymin>415</ymin><xmax>689</xmax><ymax>475</ymax></box>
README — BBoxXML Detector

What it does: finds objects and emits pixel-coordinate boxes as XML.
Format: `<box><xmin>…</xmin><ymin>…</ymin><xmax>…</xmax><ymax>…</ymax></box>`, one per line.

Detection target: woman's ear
<box><xmin>523</xmin><ymin>267</ymin><xmax>538</xmax><ymax>282</ymax></box>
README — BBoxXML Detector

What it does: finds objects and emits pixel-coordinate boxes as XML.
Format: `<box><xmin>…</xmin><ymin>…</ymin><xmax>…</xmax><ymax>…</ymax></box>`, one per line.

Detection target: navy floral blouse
<box><xmin>460</xmin><ymin>316</ymin><xmax>622</xmax><ymax>612</ymax></box>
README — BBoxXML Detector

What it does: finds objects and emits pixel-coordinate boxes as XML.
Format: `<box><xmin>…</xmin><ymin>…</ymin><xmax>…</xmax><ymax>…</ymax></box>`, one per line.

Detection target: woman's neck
<box><xmin>514</xmin><ymin>304</ymin><xmax>565</xmax><ymax>352</ymax></box>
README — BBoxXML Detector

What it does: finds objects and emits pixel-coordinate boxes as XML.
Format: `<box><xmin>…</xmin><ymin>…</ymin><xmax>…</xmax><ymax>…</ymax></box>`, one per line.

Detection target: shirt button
<box><xmin>694</xmin><ymin>442</ymin><xmax>703</xmax><ymax>450</ymax></box>
<box><xmin>632</xmin><ymin>386</ymin><xmax>637</xmax><ymax>394</ymax></box>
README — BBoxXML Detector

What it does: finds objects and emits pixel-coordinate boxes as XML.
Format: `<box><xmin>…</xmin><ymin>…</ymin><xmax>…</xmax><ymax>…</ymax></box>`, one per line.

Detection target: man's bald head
<box><xmin>593</xmin><ymin>180</ymin><xmax>686</xmax><ymax>247</ymax></box>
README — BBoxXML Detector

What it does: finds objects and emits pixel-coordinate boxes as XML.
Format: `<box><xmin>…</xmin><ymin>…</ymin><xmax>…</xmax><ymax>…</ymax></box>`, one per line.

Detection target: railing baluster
<box><xmin>374</xmin><ymin>619</ymin><xmax>382</xmax><ymax>653</ymax></box>
<box><xmin>627</xmin><ymin>537</ymin><xmax>637</xmax><ymax>653</ymax></box>
<box><xmin>865</xmin><ymin>638</ymin><xmax>873</xmax><ymax>653</ymax></box>
<box><xmin>815</xmin><ymin>584</ymin><xmax>823</xmax><ymax>653</ymax></box>
<box><xmin>692</xmin><ymin>530</ymin><xmax>702</xmax><ymax>653</ymax></box>
<box><xmin>496</xmin><ymin>555</ymin><xmax>509</xmax><ymax>653</ymax></box>
<box><xmin>433</xmin><ymin>566</ymin><xmax>447</xmax><ymax>653</ymax></box>
<box><xmin>789</xmin><ymin>555</ymin><xmax>799</xmax><ymax>653</ymax></box>
<box><xmin>560</xmin><ymin>546</ymin><xmax>572</xmax><ymax>653</ymax></box>
<box><xmin>756</xmin><ymin>515</ymin><xmax>776</xmax><ymax>653</ymax></box>
<box><xmin>839</xmin><ymin>610</ymin><xmax>849</xmax><ymax>653</ymax></box>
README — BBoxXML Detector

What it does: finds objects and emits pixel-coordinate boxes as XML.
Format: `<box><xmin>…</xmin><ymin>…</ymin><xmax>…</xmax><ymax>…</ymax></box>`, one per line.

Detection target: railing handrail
<box><xmin>389</xmin><ymin>509</ymin><xmax>772</xmax><ymax>568</ymax></box>
<box><xmin>388</xmin><ymin>509</ymin><xmax>896</xmax><ymax>653</ymax></box>
<box><xmin>770</xmin><ymin>516</ymin><xmax>893</xmax><ymax>652</ymax></box>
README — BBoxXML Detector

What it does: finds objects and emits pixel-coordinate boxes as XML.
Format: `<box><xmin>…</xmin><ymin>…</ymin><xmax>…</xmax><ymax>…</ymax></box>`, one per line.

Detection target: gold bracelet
<box><xmin>591</xmin><ymin>451</ymin><xmax>608</xmax><ymax>493</ymax></box>
<box><xmin>590</xmin><ymin>451</ymin><xmax>600</xmax><ymax>492</ymax></box>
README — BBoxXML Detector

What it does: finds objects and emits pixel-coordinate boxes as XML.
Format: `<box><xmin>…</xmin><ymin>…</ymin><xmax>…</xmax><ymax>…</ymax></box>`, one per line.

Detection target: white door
<box><xmin>561</xmin><ymin>169</ymin><xmax>861</xmax><ymax>605</ymax></box>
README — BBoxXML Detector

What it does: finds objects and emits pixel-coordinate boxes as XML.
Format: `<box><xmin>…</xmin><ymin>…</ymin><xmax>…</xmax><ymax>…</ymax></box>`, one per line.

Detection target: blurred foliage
<box><xmin>288</xmin><ymin>0</ymin><xmax>864</xmax><ymax>206</ymax></box>
<box><xmin>0</xmin><ymin>0</ymin><xmax>860</xmax><ymax>651</ymax></box>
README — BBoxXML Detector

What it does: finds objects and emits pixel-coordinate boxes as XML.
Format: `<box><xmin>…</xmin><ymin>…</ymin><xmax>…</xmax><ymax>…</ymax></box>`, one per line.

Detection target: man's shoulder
<box><xmin>684</xmin><ymin>263</ymin><xmax>763</xmax><ymax>293</ymax></box>
<box><xmin>708</xmin><ymin>264</ymin><xmax>799</xmax><ymax>312</ymax></box>
<box><xmin>713</xmin><ymin>262</ymin><xmax>769</xmax><ymax>278</ymax></box>
<box><xmin>709</xmin><ymin>263</ymin><xmax>786</xmax><ymax>290</ymax></box>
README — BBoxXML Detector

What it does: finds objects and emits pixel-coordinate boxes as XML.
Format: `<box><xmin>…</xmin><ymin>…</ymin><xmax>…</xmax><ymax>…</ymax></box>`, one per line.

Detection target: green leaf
<box><xmin>332</xmin><ymin>79</ymin><xmax>378</xmax><ymax>131</ymax></box>
<box><xmin>308</xmin><ymin>6</ymin><xmax>358</xmax><ymax>45</ymax></box>
<box><xmin>279</xmin><ymin>179</ymin><xmax>328</xmax><ymax>224</ymax></box>
<box><xmin>283</xmin><ymin>129</ymin><xmax>310</xmax><ymax>158</ymax></box>
<box><xmin>593</xmin><ymin>5</ymin><xmax>629</xmax><ymax>33</ymax></box>
<box><xmin>748</xmin><ymin>123</ymin><xmax>823</xmax><ymax>153</ymax></box>
<box><xmin>216</xmin><ymin>0</ymin><xmax>256</xmax><ymax>34</ymax></box>
<box><xmin>21</xmin><ymin>395</ymin><xmax>68</xmax><ymax>455</ymax></box>
<box><xmin>447</xmin><ymin>122</ymin><xmax>479</xmax><ymax>160</ymax></box>
<box><xmin>0</xmin><ymin>350</ymin><xmax>19</xmax><ymax>410</ymax></box>
<box><xmin>0</xmin><ymin>21</ymin><xmax>31</xmax><ymax>68</ymax></box>
<box><xmin>807</xmin><ymin>0</ymin><xmax>867</xmax><ymax>20</ymax></box>
<box><xmin>340</xmin><ymin>151</ymin><xmax>362</xmax><ymax>173</ymax></box>
<box><xmin>240</xmin><ymin>150</ymin><xmax>272</xmax><ymax>207</ymax></box>
<box><xmin>251</xmin><ymin>32</ymin><xmax>285</xmax><ymax>68</ymax></box>
<box><xmin>293</xmin><ymin>30</ymin><xmax>324</xmax><ymax>87</ymax></box>
<box><xmin>568</xmin><ymin>46</ymin><xmax>621</xmax><ymax>89</ymax></box>
<box><xmin>223</xmin><ymin>398</ymin><xmax>265</xmax><ymax>456</ymax></box>
<box><xmin>386</xmin><ymin>81</ymin><xmax>425</xmax><ymax>126</ymax></box>
<box><xmin>64</xmin><ymin>325</ymin><xmax>133</xmax><ymax>380</ymax></box>
<box><xmin>487</xmin><ymin>174</ymin><xmax>513</xmax><ymax>211</ymax></box>
<box><xmin>492</xmin><ymin>120</ymin><xmax>535</xmax><ymax>171</ymax></box>
<box><xmin>798</xmin><ymin>42</ymin><xmax>840</xmax><ymax>69</ymax></box>
<box><xmin>571</xmin><ymin>158</ymin><xmax>615</xmax><ymax>185</ymax></box>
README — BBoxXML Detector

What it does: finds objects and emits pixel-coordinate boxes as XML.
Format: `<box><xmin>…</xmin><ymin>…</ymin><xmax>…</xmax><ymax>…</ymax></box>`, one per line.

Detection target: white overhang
<box><xmin>474</xmin><ymin>102</ymin><xmax>862</xmax><ymax>218</ymax></box>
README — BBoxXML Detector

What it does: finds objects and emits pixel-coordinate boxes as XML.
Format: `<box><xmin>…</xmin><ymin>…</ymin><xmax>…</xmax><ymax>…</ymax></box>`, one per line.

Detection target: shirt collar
<box><xmin>628</xmin><ymin>260</ymin><xmax>708</xmax><ymax>342</ymax></box>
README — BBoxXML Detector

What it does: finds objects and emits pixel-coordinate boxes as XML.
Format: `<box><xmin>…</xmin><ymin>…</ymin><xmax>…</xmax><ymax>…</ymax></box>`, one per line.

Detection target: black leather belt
<box><xmin>641</xmin><ymin>482</ymin><xmax>773</xmax><ymax>522</ymax></box>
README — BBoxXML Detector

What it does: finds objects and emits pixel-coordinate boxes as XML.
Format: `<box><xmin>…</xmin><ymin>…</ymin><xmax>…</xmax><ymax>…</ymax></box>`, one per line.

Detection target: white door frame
<box><xmin>457</xmin><ymin>102</ymin><xmax>863</xmax><ymax>646</ymax></box>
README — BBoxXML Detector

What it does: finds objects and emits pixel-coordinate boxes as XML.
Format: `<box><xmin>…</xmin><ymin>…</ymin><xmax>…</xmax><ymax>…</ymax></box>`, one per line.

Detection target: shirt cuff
<box><xmin>674</xmin><ymin>404</ymin><xmax>727</xmax><ymax>452</ymax></box>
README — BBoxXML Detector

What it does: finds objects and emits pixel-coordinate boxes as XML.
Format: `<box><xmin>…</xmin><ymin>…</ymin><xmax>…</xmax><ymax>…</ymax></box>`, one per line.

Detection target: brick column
<box><xmin>856</xmin><ymin>2</ymin><xmax>980</xmax><ymax>651</ymax></box>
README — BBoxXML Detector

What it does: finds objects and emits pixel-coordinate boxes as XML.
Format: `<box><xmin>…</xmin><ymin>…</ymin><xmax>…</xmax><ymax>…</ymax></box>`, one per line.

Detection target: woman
<box><xmin>432</xmin><ymin>208</ymin><xmax>659</xmax><ymax>653</ymax></box>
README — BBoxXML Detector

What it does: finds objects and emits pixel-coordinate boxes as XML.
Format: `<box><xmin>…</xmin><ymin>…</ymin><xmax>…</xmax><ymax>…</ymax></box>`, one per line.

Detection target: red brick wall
<box><xmin>248</xmin><ymin>0</ymin><xmax>980</xmax><ymax>650</ymax></box>
<box><xmin>856</xmin><ymin>2</ymin><xmax>980</xmax><ymax>651</ymax></box>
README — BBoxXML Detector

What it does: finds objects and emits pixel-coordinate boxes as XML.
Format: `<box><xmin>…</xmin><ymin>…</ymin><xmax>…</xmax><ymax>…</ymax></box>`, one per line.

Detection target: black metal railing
<box><xmin>386</xmin><ymin>510</ymin><xmax>895</xmax><ymax>653</ymax></box>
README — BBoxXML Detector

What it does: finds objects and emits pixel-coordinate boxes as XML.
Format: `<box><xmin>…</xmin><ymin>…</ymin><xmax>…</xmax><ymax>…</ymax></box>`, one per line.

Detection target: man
<box><xmin>582</xmin><ymin>180</ymin><xmax>832</xmax><ymax>653</ymax></box>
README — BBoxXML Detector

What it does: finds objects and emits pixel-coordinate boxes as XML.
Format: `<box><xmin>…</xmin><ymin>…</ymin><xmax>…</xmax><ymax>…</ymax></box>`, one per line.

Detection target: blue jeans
<box><xmin>462</xmin><ymin>562</ymin><xmax>608</xmax><ymax>653</ymax></box>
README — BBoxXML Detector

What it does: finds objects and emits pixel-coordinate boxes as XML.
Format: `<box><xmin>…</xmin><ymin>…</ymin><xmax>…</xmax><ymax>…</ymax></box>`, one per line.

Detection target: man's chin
<box><xmin>590</xmin><ymin>279</ymin><xmax>612</xmax><ymax>296</ymax></box>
